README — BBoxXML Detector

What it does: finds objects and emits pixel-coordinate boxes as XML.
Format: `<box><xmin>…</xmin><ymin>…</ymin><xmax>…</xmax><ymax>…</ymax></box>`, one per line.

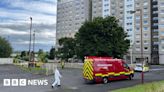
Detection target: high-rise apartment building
<box><xmin>133</xmin><ymin>0</ymin><xmax>151</xmax><ymax>63</ymax></box>
<box><xmin>124</xmin><ymin>0</ymin><xmax>135</xmax><ymax>63</ymax></box>
<box><xmin>158</xmin><ymin>0</ymin><xmax>164</xmax><ymax>64</ymax></box>
<box><xmin>124</xmin><ymin>0</ymin><xmax>153</xmax><ymax>64</ymax></box>
<box><xmin>56</xmin><ymin>0</ymin><xmax>90</xmax><ymax>47</ymax></box>
<box><xmin>151</xmin><ymin>0</ymin><xmax>159</xmax><ymax>64</ymax></box>
<box><xmin>56</xmin><ymin>0</ymin><xmax>164</xmax><ymax>64</ymax></box>
<box><xmin>124</xmin><ymin>0</ymin><xmax>135</xmax><ymax>46</ymax></box>
<box><xmin>56</xmin><ymin>0</ymin><xmax>124</xmax><ymax>47</ymax></box>
<box><xmin>124</xmin><ymin>0</ymin><xmax>164</xmax><ymax>64</ymax></box>
<box><xmin>92</xmin><ymin>0</ymin><xmax>124</xmax><ymax>27</ymax></box>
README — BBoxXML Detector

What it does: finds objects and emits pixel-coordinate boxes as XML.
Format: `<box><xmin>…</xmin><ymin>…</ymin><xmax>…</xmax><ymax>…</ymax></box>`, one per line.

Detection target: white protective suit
<box><xmin>52</xmin><ymin>68</ymin><xmax>62</xmax><ymax>87</ymax></box>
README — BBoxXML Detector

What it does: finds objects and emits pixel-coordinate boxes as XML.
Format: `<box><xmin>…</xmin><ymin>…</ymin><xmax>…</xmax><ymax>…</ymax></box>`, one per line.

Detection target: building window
<box><xmin>104</xmin><ymin>4</ymin><xmax>109</xmax><ymax>6</ymax></box>
<box><xmin>136</xmin><ymin>47</ymin><xmax>140</xmax><ymax>51</ymax></box>
<box><xmin>161</xmin><ymin>39</ymin><xmax>164</xmax><ymax>44</ymax></box>
<box><xmin>153</xmin><ymin>23</ymin><xmax>158</xmax><ymax>27</ymax></box>
<box><xmin>144</xmin><ymin>47</ymin><xmax>148</xmax><ymax>51</ymax></box>
<box><xmin>144</xmin><ymin>40</ymin><xmax>148</xmax><ymax>44</ymax></box>
<box><xmin>162</xmin><ymin>46</ymin><xmax>164</xmax><ymax>51</ymax></box>
<box><xmin>136</xmin><ymin>20</ymin><xmax>140</xmax><ymax>25</ymax></box>
<box><xmin>153</xmin><ymin>11</ymin><xmax>158</xmax><ymax>14</ymax></box>
<box><xmin>153</xmin><ymin>35</ymin><xmax>158</xmax><ymax>38</ymax></box>
<box><xmin>127</xmin><ymin>22</ymin><xmax>132</xmax><ymax>25</ymax></box>
<box><xmin>127</xmin><ymin>11</ymin><xmax>132</xmax><ymax>13</ymax></box>
<box><xmin>136</xmin><ymin>41</ymin><xmax>140</xmax><ymax>44</ymax></box>
<box><xmin>136</xmin><ymin>34</ymin><xmax>140</xmax><ymax>38</ymax></box>
<box><xmin>144</xmin><ymin>33</ymin><xmax>148</xmax><ymax>37</ymax></box>
<box><xmin>143</xmin><ymin>2</ymin><xmax>148</xmax><ymax>6</ymax></box>
<box><xmin>127</xmin><ymin>29</ymin><xmax>132</xmax><ymax>31</ymax></box>
<box><xmin>161</xmin><ymin>31</ymin><xmax>164</xmax><ymax>35</ymax></box>
<box><xmin>143</xmin><ymin>9</ymin><xmax>148</xmax><ymax>12</ymax></box>
<box><xmin>127</xmin><ymin>16</ymin><xmax>132</xmax><ymax>19</ymax></box>
<box><xmin>160</xmin><ymin>2</ymin><xmax>164</xmax><ymax>6</ymax></box>
<box><xmin>160</xmin><ymin>17</ymin><xmax>164</xmax><ymax>21</ymax></box>
<box><xmin>143</xmin><ymin>27</ymin><xmax>148</xmax><ymax>31</ymax></box>
<box><xmin>120</xmin><ymin>6</ymin><xmax>123</xmax><ymax>8</ymax></box>
<box><xmin>127</xmin><ymin>4</ymin><xmax>132</xmax><ymax>7</ymax></box>
<box><xmin>136</xmin><ymin>3</ymin><xmax>139</xmax><ymax>7</ymax></box>
<box><xmin>104</xmin><ymin>15</ymin><xmax>109</xmax><ymax>17</ymax></box>
<box><xmin>104</xmin><ymin>9</ymin><xmax>109</xmax><ymax>12</ymax></box>
<box><xmin>144</xmin><ymin>20</ymin><xmax>148</xmax><ymax>25</ymax></box>
<box><xmin>153</xmin><ymin>17</ymin><xmax>158</xmax><ymax>20</ymax></box>
<box><xmin>159</xmin><ymin>24</ymin><xmax>164</xmax><ymax>27</ymax></box>
<box><xmin>153</xmin><ymin>5</ymin><xmax>158</xmax><ymax>8</ymax></box>
<box><xmin>143</xmin><ymin>14</ymin><xmax>148</xmax><ymax>18</ymax></box>
<box><xmin>153</xmin><ymin>29</ymin><xmax>158</xmax><ymax>32</ymax></box>
<box><xmin>136</xmin><ymin>27</ymin><xmax>140</xmax><ymax>31</ymax></box>
<box><xmin>136</xmin><ymin>16</ymin><xmax>140</xmax><ymax>19</ymax></box>
<box><xmin>153</xmin><ymin>42</ymin><xmax>159</xmax><ymax>45</ymax></box>
<box><xmin>161</xmin><ymin>10</ymin><xmax>164</xmax><ymax>13</ymax></box>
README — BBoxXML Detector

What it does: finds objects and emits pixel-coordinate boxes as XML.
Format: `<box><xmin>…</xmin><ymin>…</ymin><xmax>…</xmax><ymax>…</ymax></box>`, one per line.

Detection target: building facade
<box><xmin>56</xmin><ymin>0</ymin><xmax>90</xmax><ymax>47</ymax></box>
<box><xmin>124</xmin><ymin>0</ymin><xmax>152</xmax><ymax>64</ymax></box>
<box><xmin>158</xmin><ymin>0</ymin><xmax>164</xmax><ymax>64</ymax></box>
<box><xmin>124</xmin><ymin>0</ymin><xmax>164</xmax><ymax>64</ymax></box>
<box><xmin>151</xmin><ymin>0</ymin><xmax>159</xmax><ymax>64</ymax></box>
<box><xmin>56</xmin><ymin>0</ymin><xmax>125</xmax><ymax>47</ymax></box>
<box><xmin>56</xmin><ymin>0</ymin><xmax>164</xmax><ymax>64</ymax></box>
<box><xmin>92</xmin><ymin>0</ymin><xmax>124</xmax><ymax>27</ymax></box>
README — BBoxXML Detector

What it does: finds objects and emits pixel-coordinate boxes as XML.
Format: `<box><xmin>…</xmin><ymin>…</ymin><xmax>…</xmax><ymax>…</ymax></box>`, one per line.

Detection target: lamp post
<box><xmin>33</xmin><ymin>30</ymin><xmax>35</xmax><ymax>65</ymax></box>
<box><xmin>130</xmin><ymin>9</ymin><xmax>144</xmax><ymax>84</ymax></box>
<box><xmin>29</xmin><ymin>17</ymin><xmax>32</xmax><ymax>64</ymax></box>
<box><xmin>130</xmin><ymin>43</ymin><xmax>134</xmax><ymax>65</ymax></box>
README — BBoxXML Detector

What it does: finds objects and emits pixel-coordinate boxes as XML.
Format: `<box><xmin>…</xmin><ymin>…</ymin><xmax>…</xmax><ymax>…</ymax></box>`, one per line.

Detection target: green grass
<box><xmin>17</xmin><ymin>65</ymin><xmax>47</xmax><ymax>75</ymax></box>
<box><xmin>111</xmin><ymin>81</ymin><xmax>164</xmax><ymax>92</ymax></box>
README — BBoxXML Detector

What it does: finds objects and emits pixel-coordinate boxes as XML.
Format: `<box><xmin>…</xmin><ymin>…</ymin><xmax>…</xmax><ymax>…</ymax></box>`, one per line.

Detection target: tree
<box><xmin>38</xmin><ymin>49</ymin><xmax>44</xmax><ymax>55</ymax></box>
<box><xmin>20</xmin><ymin>51</ymin><xmax>29</xmax><ymax>61</ymax></box>
<box><xmin>75</xmin><ymin>16</ymin><xmax>130</xmax><ymax>59</ymax></box>
<box><xmin>20</xmin><ymin>51</ymin><xmax>27</xmax><ymax>58</ymax></box>
<box><xmin>38</xmin><ymin>49</ymin><xmax>48</xmax><ymax>63</ymax></box>
<box><xmin>49</xmin><ymin>47</ymin><xmax>56</xmax><ymax>60</ymax></box>
<box><xmin>58</xmin><ymin>37</ymin><xmax>76</xmax><ymax>62</ymax></box>
<box><xmin>0</xmin><ymin>37</ymin><xmax>12</xmax><ymax>58</ymax></box>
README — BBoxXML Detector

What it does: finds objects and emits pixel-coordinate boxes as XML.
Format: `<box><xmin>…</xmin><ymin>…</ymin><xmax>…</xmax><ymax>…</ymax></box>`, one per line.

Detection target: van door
<box><xmin>122</xmin><ymin>63</ymin><xmax>130</xmax><ymax>75</ymax></box>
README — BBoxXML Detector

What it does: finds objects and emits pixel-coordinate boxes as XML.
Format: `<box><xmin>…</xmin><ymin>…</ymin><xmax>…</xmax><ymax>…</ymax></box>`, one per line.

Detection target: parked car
<box><xmin>134</xmin><ymin>63</ymin><xmax>149</xmax><ymax>72</ymax></box>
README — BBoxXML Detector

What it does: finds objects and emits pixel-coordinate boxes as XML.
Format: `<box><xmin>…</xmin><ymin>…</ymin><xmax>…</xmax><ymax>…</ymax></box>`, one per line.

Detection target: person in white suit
<box><xmin>52</xmin><ymin>67</ymin><xmax>62</xmax><ymax>88</ymax></box>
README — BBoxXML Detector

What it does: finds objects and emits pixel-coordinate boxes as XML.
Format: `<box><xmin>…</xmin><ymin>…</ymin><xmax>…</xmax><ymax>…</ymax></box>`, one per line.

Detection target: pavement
<box><xmin>0</xmin><ymin>64</ymin><xmax>164</xmax><ymax>92</ymax></box>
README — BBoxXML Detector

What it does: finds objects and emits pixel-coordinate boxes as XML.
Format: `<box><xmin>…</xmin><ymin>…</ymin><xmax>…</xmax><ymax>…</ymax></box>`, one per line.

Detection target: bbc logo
<box><xmin>3</xmin><ymin>79</ymin><xmax>26</xmax><ymax>86</ymax></box>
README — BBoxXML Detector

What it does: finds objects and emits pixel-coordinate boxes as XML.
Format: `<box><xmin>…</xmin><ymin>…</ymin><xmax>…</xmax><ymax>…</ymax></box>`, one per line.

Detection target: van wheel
<box><xmin>103</xmin><ymin>77</ymin><xmax>108</xmax><ymax>84</ymax></box>
<box><xmin>129</xmin><ymin>74</ymin><xmax>133</xmax><ymax>80</ymax></box>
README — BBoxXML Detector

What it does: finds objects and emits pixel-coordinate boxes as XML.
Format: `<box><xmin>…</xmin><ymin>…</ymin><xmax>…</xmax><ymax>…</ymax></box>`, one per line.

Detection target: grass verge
<box><xmin>17</xmin><ymin>65</ymin><xmax>47</xmax><ymax>75</ymax></box>
<box><xmin>111</xmin><ymin>81</ymin><xmax>164</xmax><ymax>92</ymax></box>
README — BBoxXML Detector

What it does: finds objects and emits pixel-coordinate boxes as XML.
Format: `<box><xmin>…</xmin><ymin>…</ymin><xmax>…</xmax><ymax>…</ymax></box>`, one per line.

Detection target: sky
<box><xmin>0</xmin><ymin>0</ymin><xmax>57</xmax><ymax>52</ymax></box>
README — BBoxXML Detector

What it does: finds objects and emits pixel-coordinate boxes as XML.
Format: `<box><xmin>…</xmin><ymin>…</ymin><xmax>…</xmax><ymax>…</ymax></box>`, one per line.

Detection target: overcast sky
<box><xmin>0</xmin><ymin>0</ymin><xmax>57</xmax><ymax>52</ymax></box>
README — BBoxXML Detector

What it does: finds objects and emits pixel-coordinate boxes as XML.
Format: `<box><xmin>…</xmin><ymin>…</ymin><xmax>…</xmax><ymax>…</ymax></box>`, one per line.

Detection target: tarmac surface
<box><xmin>0</xmin><ymin>64</ymin><xmax>164</xmax><ymax>92</ymax></box>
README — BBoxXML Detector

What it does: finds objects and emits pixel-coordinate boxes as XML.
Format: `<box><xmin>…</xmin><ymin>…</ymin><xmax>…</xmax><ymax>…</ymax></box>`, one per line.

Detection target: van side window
<box><xmin>123</xmin><ymin>63</ymin><xmax>129</xmax><ymax>69</ymax></box>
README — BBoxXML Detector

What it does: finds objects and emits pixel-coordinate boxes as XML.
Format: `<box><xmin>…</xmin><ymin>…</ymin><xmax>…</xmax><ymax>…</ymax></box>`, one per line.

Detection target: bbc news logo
<box><xmin>3</xmin><ymin>79</ymin><xmax>48</xmax><ymax>86</ymax></box>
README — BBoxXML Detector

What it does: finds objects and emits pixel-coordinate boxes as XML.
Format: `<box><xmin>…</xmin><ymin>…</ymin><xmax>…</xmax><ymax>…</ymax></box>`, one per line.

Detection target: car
<box><xmin>134</xmin><ymin>63</ymin><xmax>149</xmax><ymax>72</ymax></box>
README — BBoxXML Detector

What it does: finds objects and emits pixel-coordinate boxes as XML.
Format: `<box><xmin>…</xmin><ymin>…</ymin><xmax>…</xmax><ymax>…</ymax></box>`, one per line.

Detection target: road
<box><xmin>0</xmin><ymin>65</ymin><xmax>164</xmax><ymax>92</ymax></box>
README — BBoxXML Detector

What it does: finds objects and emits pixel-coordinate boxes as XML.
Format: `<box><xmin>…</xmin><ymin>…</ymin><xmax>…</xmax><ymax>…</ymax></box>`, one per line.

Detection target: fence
<box><xmin>42</xmin><ymin>63</ymin><xmax>83</xmax><ymax>75</ymax></box>
<box><xmin>0</xmin><ymin>58</ymin><xmax>13</xmax><ymax>64</ymax></box>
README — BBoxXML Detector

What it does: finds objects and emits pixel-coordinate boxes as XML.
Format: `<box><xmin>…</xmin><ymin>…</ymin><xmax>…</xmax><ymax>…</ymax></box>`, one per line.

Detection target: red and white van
<box><xmin>83</xmin><ymin>56</ymin><xmax>134</xmax><ymax>83</ymax></box>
